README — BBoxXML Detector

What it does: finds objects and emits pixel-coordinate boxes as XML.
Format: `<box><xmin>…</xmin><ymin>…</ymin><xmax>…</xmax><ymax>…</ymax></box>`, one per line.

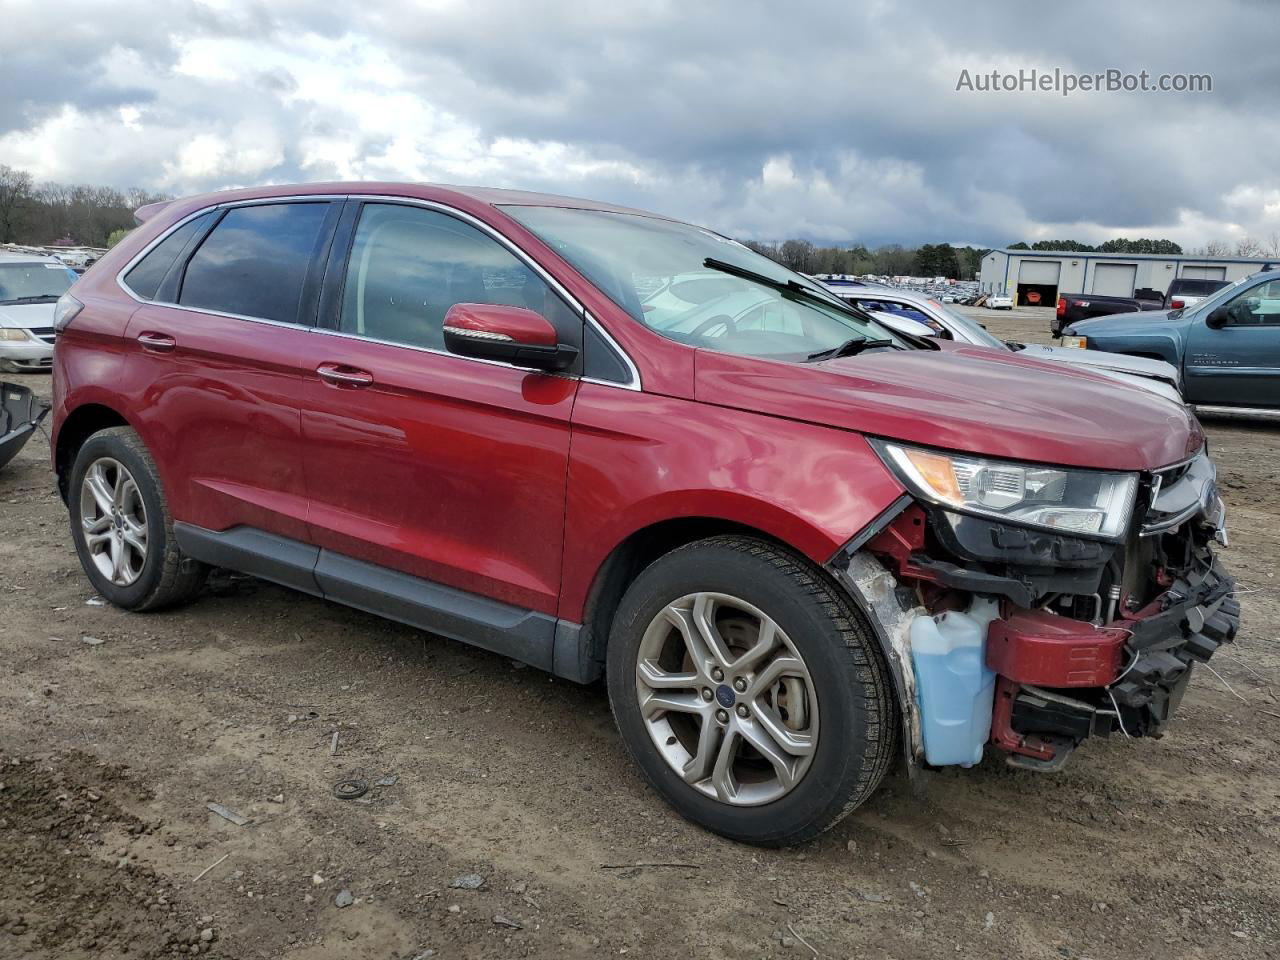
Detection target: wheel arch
<box><xmin>572</xmin><ymin>516</ymin><xmax>792</xmax><ymax>681</ymax></box>
<box><xmin>55</xmin><ymin>402</ymin><xmax>133</xmax><ymax>503</ymax></box>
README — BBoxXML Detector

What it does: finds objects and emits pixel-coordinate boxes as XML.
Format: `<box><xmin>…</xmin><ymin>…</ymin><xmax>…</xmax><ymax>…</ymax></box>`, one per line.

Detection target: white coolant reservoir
<box><xmin>909</xmin><ymin>598</ymin><xmax>1000</xmax><ymax>767</ymax></box>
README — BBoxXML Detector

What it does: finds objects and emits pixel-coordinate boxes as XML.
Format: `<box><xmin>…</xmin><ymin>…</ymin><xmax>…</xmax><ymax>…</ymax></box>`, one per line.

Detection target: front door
<box><xmin>297</xmin><ymin>201</ymin><xmax>583</xmax><ymax>617</ymax></box>
<box><xmin>1184</xmin><ymin>277</ymin><xmax>1280</xmax><ymax>408</ymax></box>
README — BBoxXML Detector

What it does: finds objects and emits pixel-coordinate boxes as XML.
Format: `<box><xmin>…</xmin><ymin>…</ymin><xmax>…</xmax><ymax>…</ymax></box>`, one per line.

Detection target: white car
<box><xmin>985</xmin><ymin>293</ymin><xmax>1013</xmax><ymax>309</ymax></box>
<box><xmin>827</xmin><ymin>284</ymin><xmax>1185</xmax><ymax>405</ymax></box>
<box><xmin>0</xmin><ymin>252</ymin><xmax>76</xmax><ymax>372</ymax></box>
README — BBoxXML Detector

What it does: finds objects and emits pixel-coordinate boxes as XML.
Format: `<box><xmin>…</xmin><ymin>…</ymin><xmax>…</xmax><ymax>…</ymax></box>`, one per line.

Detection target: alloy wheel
<box><xmin>635</xmin><ymin>592</ymin><xmax>819</xmax><ymax>806</ymax></box>
<box><xmin>80</xmin><ymin>457</ymin><xmax>148</xmax><ymax>587</ymax></box>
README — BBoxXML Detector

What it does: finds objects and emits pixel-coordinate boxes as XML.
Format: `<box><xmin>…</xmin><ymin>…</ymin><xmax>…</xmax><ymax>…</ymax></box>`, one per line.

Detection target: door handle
<box><xmin>316</xmin><ymin>363</ymin><xmax>374</xmax><ymax>388</ymax></box>
<box><xmin>136</xmin><ymin>332</ymin><xmax>176</xmax><ymax>353</ymax></box>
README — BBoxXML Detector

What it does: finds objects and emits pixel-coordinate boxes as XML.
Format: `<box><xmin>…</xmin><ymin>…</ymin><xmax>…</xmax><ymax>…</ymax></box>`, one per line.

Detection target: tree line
<box><xmin>742</xmin><ymin>239</ymin><xmax>988</xmax><ymax>279</ymax></box>
<box><xmin>0</xmin><ymin>164</ymin><xmax>169</xmax><ymax>248</ymax></box>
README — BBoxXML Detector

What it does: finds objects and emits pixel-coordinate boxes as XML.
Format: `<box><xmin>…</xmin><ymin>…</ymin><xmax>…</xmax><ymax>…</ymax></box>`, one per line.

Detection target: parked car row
<box><xmin>822</xmin><ymin>284</ymin><xmax>1184</xmax><ymax>404</ymax></box>
<box><xmin>42</xmin><ymin>182</ymin><xmax>1238</xmax><ymax>845</ymax></box>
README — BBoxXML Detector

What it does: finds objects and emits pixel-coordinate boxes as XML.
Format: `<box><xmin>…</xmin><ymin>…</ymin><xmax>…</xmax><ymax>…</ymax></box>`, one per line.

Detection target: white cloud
<box><xmin>0</xmin><ymin>0</ymin><xmax>1277</xmax><ymax>248</ymax></box>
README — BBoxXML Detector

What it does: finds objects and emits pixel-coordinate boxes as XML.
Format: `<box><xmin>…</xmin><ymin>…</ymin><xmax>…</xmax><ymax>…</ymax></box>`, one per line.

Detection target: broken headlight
<box><xmin>872</xmin><ymin>440</ymin><xmax>1138</xmax><ymax>541</ymax></box>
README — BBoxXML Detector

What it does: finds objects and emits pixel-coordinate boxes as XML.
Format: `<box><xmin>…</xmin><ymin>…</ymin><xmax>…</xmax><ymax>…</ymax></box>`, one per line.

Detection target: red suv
<box><xmin>51</xmin><ymin>183</ymin><xmax>1237</xmax><ymax>845</ymax></box>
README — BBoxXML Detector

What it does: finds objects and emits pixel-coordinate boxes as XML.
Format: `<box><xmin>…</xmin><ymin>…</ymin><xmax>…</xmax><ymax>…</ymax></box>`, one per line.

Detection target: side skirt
<box><xmin>174</xmin><ymin>523</ymin><xmax>597</xmax><ymax>682</ymax></box>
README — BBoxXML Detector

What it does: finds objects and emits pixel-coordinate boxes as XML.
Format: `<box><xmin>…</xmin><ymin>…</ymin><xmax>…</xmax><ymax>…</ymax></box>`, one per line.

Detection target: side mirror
<box><xmin>1205</xmin><ymin>306</ymin><xmax>1229</xmax><ymax>329</ymax></box>
<box><xmin>442</xmin><ymin>303</ymin><xmax>579</xmax><ymax>372</ymax></box>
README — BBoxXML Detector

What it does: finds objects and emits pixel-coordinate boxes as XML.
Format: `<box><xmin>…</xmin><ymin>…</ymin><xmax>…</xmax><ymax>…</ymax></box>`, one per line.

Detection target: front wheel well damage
<box><xmin>54</xmin><ymin>403</ymin><xmax>130</xmax><ymax>502</ymax></box>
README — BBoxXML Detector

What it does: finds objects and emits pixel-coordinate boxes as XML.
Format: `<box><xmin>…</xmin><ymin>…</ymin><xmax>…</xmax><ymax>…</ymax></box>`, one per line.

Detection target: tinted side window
<box><xmin>180</xmin><ymin>203</ymin><xmax>331</xmax><ymax>323</ymax></box>
<box><xmin>123</xmin><ymin>213</ymin><xmax>212</xmax><ymax>300</ymax></box>
<box><xmin>339</xmin><ymin>203</ymin><xmax>581</xmax><ymax>353</ymax></box>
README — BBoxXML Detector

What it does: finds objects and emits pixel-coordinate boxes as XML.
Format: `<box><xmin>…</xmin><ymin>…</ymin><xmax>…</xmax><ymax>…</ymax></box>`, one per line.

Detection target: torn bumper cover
<box><xmin>830</xmin><ymin>447</ymin><xmax>1238</xmax><ymax>772</ymax></box>
<box><xmin>0</xmin><ymin>381</ymin><xmax>49</xmax><ymax>472</ymax></box>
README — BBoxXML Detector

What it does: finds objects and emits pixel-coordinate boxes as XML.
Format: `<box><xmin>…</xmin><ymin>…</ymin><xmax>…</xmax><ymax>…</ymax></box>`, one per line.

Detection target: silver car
<box><xmin>824</xmin><ymin>284</ymin><xmax>1185</xmax><ymax>404</ymax></box>
<box><xmin>0</xmin><ymin>252</ymin><xmax>74</xmax><ymax>372</ymax></box>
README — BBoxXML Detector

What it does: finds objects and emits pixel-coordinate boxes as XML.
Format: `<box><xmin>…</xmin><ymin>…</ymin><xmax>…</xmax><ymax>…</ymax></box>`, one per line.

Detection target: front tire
<box><xmin>68</xmin><ymin>426</ymin><xmax>206</xmax><ymax>611</ymax></box>
<box><xmin>606</xmin><ymin>536</ymin><xmax>897</xmax><ymax>846</ymax></box>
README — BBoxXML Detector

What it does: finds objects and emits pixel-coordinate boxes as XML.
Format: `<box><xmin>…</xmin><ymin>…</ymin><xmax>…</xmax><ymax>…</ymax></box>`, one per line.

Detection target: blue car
<box><xmin>1062</xmin><ymin>271</ymin><xmax>1280</xmax><ymax>413</ymax></box>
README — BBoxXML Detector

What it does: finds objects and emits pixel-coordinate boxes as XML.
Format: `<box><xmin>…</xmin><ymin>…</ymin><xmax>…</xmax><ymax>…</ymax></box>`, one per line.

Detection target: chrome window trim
<box><xmin>114</xmin><ymin>192</ymin><xmax>643</xmax><ymax>392</ymax></box>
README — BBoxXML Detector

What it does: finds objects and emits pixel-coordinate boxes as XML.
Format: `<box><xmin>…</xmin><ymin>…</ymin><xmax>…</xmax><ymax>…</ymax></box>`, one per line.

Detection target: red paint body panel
<box><xmin>443</xmin><ymin>303</ymin><xmax>558</xmax><ymax>346</ymax></box>
<box><xmin>694</xmin><ymin>340</ymin><xmax>1202</xmax><ymax>471</ymax></box>
<box><xmin>558</xmin><ymin>382</ymin><xmax>906</xmax><ymax>622</ymax></box>
<box><xmin>294</xmin><ymin>333</ymin><xmax>577</xmax><ymax>614</ymax></box>
<box><xmin>986</xmin><ymin>609</ymin><xmax>1127</xmax><ymax>687</ymax></box>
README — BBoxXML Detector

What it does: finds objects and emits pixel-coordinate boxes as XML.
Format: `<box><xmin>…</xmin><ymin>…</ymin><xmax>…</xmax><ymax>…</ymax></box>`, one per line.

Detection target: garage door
<box><xmin>1181</xmin><ymin>265</ymin><xmax>1227</xmax><ymax>280</ymax></box>
<box><xmin>1018</xmin><ymin>260</ymin><xmax>1061</xmax><ymax>285</ymax></box>
<box><xmin>1091</xmin><ymin>263</ymin><xmax>1137</xmax><ymax>297</ymax></box>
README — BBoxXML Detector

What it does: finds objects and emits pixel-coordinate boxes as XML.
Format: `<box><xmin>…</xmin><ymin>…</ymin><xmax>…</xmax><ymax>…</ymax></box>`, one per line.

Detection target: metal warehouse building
<box><xmin>980</xmin><ymin>249</ymin><xmax>1277</xmax><ymax>307</ymax></box>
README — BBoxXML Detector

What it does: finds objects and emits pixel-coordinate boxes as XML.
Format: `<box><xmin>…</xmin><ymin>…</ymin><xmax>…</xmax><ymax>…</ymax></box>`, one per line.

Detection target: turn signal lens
<box><xmin>53</xmin><ymin>293</ymin><xmax>84</xmax><ymax>332</ymax></box>
<box><xmin>1060</xmin><ymin>336</ymin><xmax>1087</xmax><ymax>349</ymax></box>
<box><xmin>899</xmin><ymin>448</ymin><xmax>963</xmax><ymax>504</ymax></box>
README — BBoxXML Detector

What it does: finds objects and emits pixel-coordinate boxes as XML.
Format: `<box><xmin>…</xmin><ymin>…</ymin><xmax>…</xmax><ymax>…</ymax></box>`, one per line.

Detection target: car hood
<box><xmin>0</xmin><ymin>302</ymin><xmax>56</xmax><ymax>328</ymax></box>
<box><xmin>694</xmin><ymin>342</ymin><xmax>1203</xmax><ymax>472</ymax></box>
<box><xmin>1065</xmin><ymin>309</ymin><xmax>1181</xmax><ymax>336</ymax></box>
<box><xmin>1017</xmin><ymin>343</ymin><xmax>1181</xmax><ymax>386</ymax></box>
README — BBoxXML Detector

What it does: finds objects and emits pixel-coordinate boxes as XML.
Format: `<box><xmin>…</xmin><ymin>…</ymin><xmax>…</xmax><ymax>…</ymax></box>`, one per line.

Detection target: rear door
<box><xmin>296</xmin><ymin>200</ymin><xmax>583</xmax><ymax>617</ymax></box>
<box><xmin>1183</xmin><ymin>277</ymin><xmax>1280</xmax><ymax>407</ymax></box>
<box><xmin>122</xmin><ymin>199</ymin><xmax>340</xmax><ymax>541</ymax></box>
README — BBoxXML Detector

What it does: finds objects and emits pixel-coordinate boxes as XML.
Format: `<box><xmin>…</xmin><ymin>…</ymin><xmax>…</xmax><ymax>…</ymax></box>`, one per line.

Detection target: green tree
<box><xmin>0</xmin><ymin>164</ymin><xmax>33</xmax><ymax>242</ymax></box>
<box><xmin>1031</xmin><ymin>239</ymin><xmax>1095</xmax><ymax>252</ymax></box>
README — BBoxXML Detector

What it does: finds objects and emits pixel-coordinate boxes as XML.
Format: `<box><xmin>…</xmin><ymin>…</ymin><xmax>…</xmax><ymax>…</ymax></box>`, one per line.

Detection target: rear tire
<box><xmin>606</xmin><ymin>536</ymin><xmax>897</xmax><ymax>846</ymax></box>
<box><xmin>68</xmin><ymin>426</ymin><xmax>206</xmax><ymax>611</ymax></box>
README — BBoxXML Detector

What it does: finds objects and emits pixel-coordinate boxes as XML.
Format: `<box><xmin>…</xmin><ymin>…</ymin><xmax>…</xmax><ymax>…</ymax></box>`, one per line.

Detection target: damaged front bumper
<box><xmin>0</xmin><ymin>381</ymin><xmax>49</xmax><ymax>472</ymax></box>
<box><xmin>830</xmin><ymin>447</ymin><xmax>1238</xmax><ymax>773</ymax></box>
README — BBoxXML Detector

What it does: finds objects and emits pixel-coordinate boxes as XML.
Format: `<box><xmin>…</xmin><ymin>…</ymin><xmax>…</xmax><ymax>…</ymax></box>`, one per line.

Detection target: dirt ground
<box><xmin>3</xmin><ymin>307</ymin><xmax>1278</xmax><ymax>960</ymax></box>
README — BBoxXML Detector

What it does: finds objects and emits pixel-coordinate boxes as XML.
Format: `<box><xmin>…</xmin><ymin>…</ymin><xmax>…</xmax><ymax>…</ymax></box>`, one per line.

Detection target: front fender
<box><xmin>560</xmin><ymin>384</ymin><xmax>906</xmax><ymax>622</ymax></box>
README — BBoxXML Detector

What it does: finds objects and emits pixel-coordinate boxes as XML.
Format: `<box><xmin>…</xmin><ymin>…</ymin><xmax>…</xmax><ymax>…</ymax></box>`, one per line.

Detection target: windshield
<box><xmin>502</xmin><ymin>206</ymin><xmax>905</xmax><ymax>361</ymax></box>
<box><xmin>0</xmin><ymin>262</ymin><xmax>77</xmax><ymax>304</ymax></box>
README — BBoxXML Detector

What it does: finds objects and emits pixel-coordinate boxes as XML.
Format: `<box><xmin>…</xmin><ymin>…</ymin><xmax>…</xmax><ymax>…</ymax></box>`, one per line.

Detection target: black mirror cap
<box><xmin>443</xmin><ymin>328</ymin><xmax>579</xmax><ymax>372</ymax></box>
<box><xmin>1205</xmin><ymin>307</ymin><xmax>1228</xmax><ymax>329</ymax></box>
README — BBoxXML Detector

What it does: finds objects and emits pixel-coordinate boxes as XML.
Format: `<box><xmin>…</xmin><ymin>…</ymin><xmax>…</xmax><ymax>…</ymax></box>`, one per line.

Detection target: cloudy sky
<box><xmin>2</xmin><ymin>0</ymin><xmax>1277</xmax><ymax>249</ymax></box>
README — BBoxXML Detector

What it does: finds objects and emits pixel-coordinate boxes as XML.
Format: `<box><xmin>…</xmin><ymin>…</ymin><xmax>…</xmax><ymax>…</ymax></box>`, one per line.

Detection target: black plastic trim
<box><xmin>172</xmin><ymin>523</ymin><xmax>583</xmax><ymax>677</ymax></box>
<box><xmin>827</xmin><ymin>493</ymin><xmax>913</xmax><ymax>568</ymax></box>
<box><xmin>175</xmin><ymin>523</ymin><xmax>322</xmax><ymax>596</ymax></box>
<box><xmin>315</xmin><ymin>550</ymin><xmax>556</xmax><ymax>672</ymax></box>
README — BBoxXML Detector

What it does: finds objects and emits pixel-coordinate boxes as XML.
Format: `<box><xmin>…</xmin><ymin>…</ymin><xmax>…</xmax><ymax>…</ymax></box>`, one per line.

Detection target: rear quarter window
<box><xmin>122</xmin><ymin>213</ymin><xmax>212</xmax><ymax>300</ymax></box>
<box><xmin>179</xmin><ymin>202</ymin><xmax>332</xmax><ymax>324</ymax></box>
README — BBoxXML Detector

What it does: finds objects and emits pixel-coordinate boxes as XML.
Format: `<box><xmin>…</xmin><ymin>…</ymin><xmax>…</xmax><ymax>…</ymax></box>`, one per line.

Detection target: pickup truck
<box><xmin>1053</xmin><ymin>292</ymin><xmax>1163</xmax><ymax>336</ymax></box>
<box><xmin>1061</xmin><ymin>271</ymin><xmax>1280</xmax><ymax>413</ymax></box>
<box><xmin>1163</xmin><ymin>277</ymin><xmax>1230</xmax><ymax>310</ymax></box>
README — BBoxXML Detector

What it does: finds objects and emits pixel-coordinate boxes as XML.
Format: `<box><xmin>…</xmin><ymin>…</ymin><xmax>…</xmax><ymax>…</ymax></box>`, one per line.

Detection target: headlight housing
<box><xmin>1060</xmin><ymin>336</ymin><xmax>1087</xmax><ymax>349</ymax></box>
<box><xmin>0</xmin><ymin>328</ymin><xmax>33</xmax><ymax>341</ymax></box>
<box><xmin>872</xmin><ymin>440</ymin><xmax>1138</xmax><ymax>541</ymax></box>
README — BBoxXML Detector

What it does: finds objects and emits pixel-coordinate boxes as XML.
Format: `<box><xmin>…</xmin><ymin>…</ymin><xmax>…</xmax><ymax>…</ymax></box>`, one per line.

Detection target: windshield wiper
<box><xmin>701</xmin><ymin>257</ymin><xmax>932</xmax><ymax>349</ymax></box>
<box><xmin>805</xmin><ymin>337</ymin><xmax>895</xmax><ymax>362</ymax></box>
<box><xmin>703</xmin><ymin>257</ymin><xmax>861</xmax><ymax>314</ymax></box>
